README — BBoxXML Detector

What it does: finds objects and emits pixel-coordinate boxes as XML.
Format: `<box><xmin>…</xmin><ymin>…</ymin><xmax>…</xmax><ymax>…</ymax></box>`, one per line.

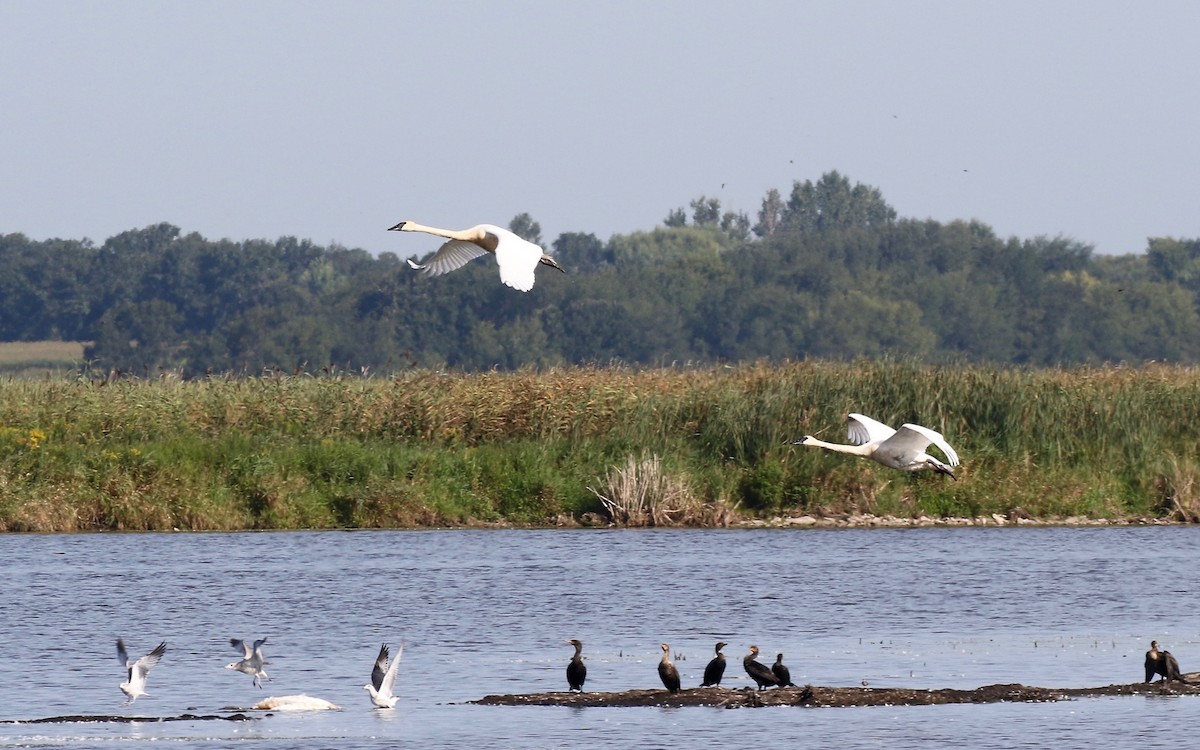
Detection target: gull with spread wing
<box><xmin>116</xmin><ymin>638</ymin><xmax>167</xmax><ymax>703</ymax></box>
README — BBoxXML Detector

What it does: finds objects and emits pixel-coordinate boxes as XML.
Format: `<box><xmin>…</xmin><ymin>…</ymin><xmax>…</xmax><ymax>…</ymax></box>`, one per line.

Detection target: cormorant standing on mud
<box><xmin>658</xmin><ymin>643</ymin><xmax>681</xmax><ymax>693</ymax></box>
<box><xmin>772</xmin><ymin>653</ymin><xmax>795</xmax><ymax>687</ymax></box>
<box><xmin>566</xmin><ymin>639</ymin><xmax>587</xmax><ymax>692</ymax></box>
<box><xmin>744</xmin><ymin>645</ymin><xmax>779</xmax><ymax>690</ymax></box>
<box><xmin>1145</xmin><ymin>640</ymin><xmax>1182</xmax><ymax>682</ymax></box>
<box><xmin>701</xmin><ymin>641</ymin><xmax>727</xmax><ymax>687</ymax></box>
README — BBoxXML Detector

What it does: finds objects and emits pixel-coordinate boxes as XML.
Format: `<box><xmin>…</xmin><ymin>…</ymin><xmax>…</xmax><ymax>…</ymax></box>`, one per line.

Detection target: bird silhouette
<box><xmin>1145</xmin><ymin>640</ymin><xmax>1182</xmax><ymax>682</ymax></box>
<box><xmin>743</xmin><ymin>645</ymin><xmax>779</xmax><ymax>690</ymax></box>
<box><xmin>390</xmin><ymin>221</ymin><xmax>564</xmax><ymax>292</ymax></box>
<box><xmin>566</xmin><ymin>639</ymin><xmax>587</xmax><ymax>692</ymax></box>
<box><xmin>772</xmin><ymin>653</ymin><xmax>795</xmax><ymax>687</ymax></box>
<box><xmin>657</xmin><ymin>643</ymin><xmax>681</xmax><ymax>693</ymax></box>
<box><xmin>701</xmin><ymin>641</ymin><xmax>727</xmax><ymax>687</ymax></box>
<box><xmin>795</xmin><ymin>413</ymin><xmax>959</xmax><ymax>478</ymax></box>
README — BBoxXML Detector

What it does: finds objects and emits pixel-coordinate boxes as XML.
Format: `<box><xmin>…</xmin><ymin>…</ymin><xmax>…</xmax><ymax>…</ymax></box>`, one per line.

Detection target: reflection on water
<box><xmin>0</xmin><ymin>526</ymin><xmax>1196</xmax><ymax>748</ymax></box>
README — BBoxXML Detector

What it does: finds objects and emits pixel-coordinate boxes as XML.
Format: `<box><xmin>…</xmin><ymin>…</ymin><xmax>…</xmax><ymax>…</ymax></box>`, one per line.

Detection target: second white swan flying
<box><xmin>795</xmin><ymin>413</ymin><xmax>959</xmax><ymax>479</ymax></box>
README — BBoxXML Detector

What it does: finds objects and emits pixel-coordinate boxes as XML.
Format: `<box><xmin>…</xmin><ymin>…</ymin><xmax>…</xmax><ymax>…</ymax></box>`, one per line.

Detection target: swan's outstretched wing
<box><xmin>892</xmin><ymin>423</ymin><xmax>959</xmax><ymax>466</ymax></box>
<box><xmin>371</xmin><ymin>644</ymin><xmax>390</xmax><ymax>692</ymax></box>
<box><xmin>847</xmin><ymin>413</ymin><xmax>896</xmax><ymax>445</ymax></box>
<box><xmin>380</xmin><ymin>642</ymin><xmax>403</xmax><ymax>695</ymax></box>
<box><xmin>409</xmin><ymin>240</ymin><xmax>489</xmax><ymax>277</ymax></box>
<box><xmin>494</xmin><ymin>238</ymin><xmax>541</xmax><ymax>292</ymax></box>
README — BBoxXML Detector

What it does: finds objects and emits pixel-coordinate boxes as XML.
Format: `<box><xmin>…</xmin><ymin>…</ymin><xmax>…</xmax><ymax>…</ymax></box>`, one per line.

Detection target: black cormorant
<box><xmin>566</xmin><ymin>639</ymin><xmax>587</xmax><ymax>692</ymax></box>
<box><xmin>1145</xmin><ymin>640</ymin><xmax>1182</xmax><ymax>682</ymax></box>
<box><xmin>772</xmin><ymin>653</ymin><xmax>795</xmax><ymax>687</ymax></box>
<box><xmin>701</xmin><ymin>641</ymin><xmax>727</xmax><ymax>687</ymax></box>
<box><xmin>744</xmin><ymin>645</ymin><xmax>779</xmax><ymax>690</ymax></box>
<box><xmin>658</xmin><ymin>643</ymin><xmax>681</xmax><ymax>693</ymax></box>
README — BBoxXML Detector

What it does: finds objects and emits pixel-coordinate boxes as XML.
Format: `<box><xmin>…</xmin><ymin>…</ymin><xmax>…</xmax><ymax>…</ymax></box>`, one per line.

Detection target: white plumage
<box><xmin>796</xmin><ymin>413</ymin><xmax>959</xmax><ymax>478</ymax></box>
<box><xmin>390</xmin><ymin>220</ymin><xmax>564</xmax><ymax>292</ymax></box>
<box><xmin>117</xmin><ymin>638</ymin><xmax>166</xmax><ymax>703</ymax></box>
<box><xmin>364</xmin><ymin>642</ymin><xmax>403</xmax><ymax>708</ymax></box>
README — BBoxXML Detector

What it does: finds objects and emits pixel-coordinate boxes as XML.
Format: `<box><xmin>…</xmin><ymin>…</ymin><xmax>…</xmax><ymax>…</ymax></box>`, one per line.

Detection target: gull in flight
<box><xmin>116</xmin><ymin>638</ymin><xmax>167</xmax><ymax>703</ymax></box>
<box><xmin>364</xmin><ymin>642</ymin><xmax>403</xmax><ymax>708</ymax></box>
<box><xmin>795</xmin><ymin>413</ymin><xmax>960</xmax><ymax>478</ymax></box>
<box><xmin>227</xmin><ymin>637</ymin><xmax>270</xmax><ymax>688</ymax></box>
<box><xmin>390</xmin><ymin>220</ymin><xmax>565</xmax><ymax>292</ymax></box>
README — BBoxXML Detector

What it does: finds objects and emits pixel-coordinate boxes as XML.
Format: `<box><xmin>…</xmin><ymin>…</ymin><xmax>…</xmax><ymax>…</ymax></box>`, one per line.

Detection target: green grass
<box><xmin>0</xmin><ymin>360</ymin><xmax>1198</xmax><ymax>531</ymax></box>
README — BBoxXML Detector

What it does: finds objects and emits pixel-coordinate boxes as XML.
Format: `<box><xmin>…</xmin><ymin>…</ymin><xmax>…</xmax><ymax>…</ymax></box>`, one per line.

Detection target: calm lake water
<box><xmin>0</xmin><ymin>526</ymin><xmax>1196</xmax><ymax>748</ymax></box>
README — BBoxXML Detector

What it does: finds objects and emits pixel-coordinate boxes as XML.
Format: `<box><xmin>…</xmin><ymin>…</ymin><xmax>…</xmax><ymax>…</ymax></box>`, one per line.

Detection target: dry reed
<box><xmin>588</xmin><ymin>454</ymin><xmax>732</xmax><ymax>527</ymax></box>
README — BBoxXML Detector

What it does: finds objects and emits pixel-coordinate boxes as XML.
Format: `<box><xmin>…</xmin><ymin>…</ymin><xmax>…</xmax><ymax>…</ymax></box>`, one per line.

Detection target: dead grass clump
<box><xmin>1156</xmin><ymin>455</ymin><xmax>1200</xmax><ymax>523</ymax></box>
<box><xmin>589</xmin><ymin>454</ymin><xmax>732</xmax><ymax>527</ymax></box>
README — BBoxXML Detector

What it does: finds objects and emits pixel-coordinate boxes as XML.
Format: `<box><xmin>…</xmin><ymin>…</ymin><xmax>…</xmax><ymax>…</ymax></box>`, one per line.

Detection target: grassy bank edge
<box><xmin>1</xmin><ymin>360</ymin><xmax>1198</xmax><ymax>532</ymax></box>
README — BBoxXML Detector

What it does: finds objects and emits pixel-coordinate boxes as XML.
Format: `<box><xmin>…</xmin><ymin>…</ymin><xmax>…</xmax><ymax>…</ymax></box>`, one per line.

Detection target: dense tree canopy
<box><xmin>3</xmin><ymin>172</ymin><xmax>1199</xmax><ymax>374</ymax></box>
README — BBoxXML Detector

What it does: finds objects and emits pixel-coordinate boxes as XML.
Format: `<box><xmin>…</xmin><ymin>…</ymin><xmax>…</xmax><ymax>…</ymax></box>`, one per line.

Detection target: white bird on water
<box><xmin>390</xmin><ymin>220</ymin><xmax>565</xmax><ymax>292</ymax></box>
<box><xmin>227</xmin><ymin>637</ymin><xmax>270</xmax><ymax>688</ymax></box>
<box><xmin>116</xmin><ymin>638</ymin><xmax>166</xmax><ymax>703</ymax></box>
<box><xmin>364</xmin><ymin>642</ymin><xmax>404</xmax><ymax>708</ymax></box>
<box><xmin>795</xmin><ymin>413</ymin><xmax>960</xmax><ymax>478</ymax></box>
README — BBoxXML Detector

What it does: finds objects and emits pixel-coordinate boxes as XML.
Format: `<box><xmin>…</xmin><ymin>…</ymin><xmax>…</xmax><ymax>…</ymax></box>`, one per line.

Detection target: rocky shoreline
<box><xmin>473</xmin><ymin>679</ymin><xmax>1200</xmax><ymax>709</ymax></box>
<box><xmin>558</xmin><ymin>510</ymin><xmax>1183</xmax><ymax>530</ymax></box>
<box><xmin>740</xmin><ymin>512</ymin><xmax>1181</xmax><ymax>529</ymax></box>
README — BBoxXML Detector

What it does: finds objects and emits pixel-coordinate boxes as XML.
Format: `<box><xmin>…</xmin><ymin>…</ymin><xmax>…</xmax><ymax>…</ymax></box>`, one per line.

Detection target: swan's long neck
<box><xmin>800</xmin><ymin>436</ymin><xmax>874</xmax><ymax>457</ymax></box>
<box><xmin>392</xmin><ymin>221</ymin><xmax>482</xmax><ymax>242</ymax></box>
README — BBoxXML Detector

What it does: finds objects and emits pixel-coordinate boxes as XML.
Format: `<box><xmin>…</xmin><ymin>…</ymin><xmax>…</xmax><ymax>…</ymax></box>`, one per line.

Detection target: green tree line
<box><xmin>3</xmin><ymin>171</ymin><xmax>1200</xmax><ymax>374</ymax></box>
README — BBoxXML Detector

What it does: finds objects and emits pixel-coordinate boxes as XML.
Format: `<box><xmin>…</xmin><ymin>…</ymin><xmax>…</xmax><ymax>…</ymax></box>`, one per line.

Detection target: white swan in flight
<box><xmin>364</xmin><ymin>642</ymin><xmax>403</xmax><ymax>708</ymax></box>
<box><xmin>795</xmin><ymin>413</ymin><xmax>959</xmax><ymax>478</ymax></box>
<box><xmin>389</xmin><ymin>220</ymin><xmax>564</xmax><ymax>291</ymax></box>
<box><xmin>226</xmin><ymin>637</ymin><xmax>270</xmax><ymax>688</ymax></box>
<box><xmin>116</xmin><ymin>638</ymin><xmax>166</xmax><ymax>703</ymax></box>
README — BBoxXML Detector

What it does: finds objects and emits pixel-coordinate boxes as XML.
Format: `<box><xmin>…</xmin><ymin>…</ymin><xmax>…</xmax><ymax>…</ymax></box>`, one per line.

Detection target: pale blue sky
<box><xmin>2</xmin><ymin>1</ymin><xmax>1197</xmax><ymax>255</ymax></box>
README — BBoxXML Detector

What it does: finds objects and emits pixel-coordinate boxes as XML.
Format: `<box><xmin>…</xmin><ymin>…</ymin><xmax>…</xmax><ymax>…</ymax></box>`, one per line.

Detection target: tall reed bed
<box><xmin>0</xmin><ymin>361</ymin><xmax>1197</xmax><ymax>531</ymax></box>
